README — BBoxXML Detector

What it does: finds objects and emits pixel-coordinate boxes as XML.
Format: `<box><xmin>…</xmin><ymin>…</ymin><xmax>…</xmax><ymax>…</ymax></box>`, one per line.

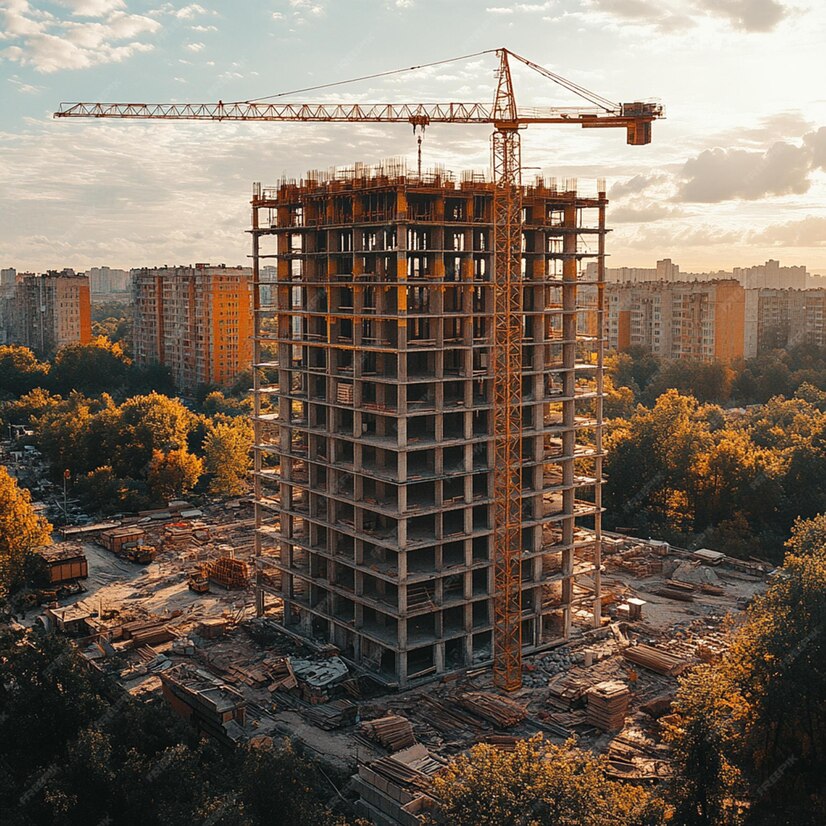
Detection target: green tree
<box><xmin>665</xmin><ymin>666</ymin><xmax>746</xmax><ymax>826</ymax></box>
<box><xmin>0</xmin><ymin>465</ymin><xmax>52</xmax><ymax>596</ymax></box>
<box><xmin>430</xmin><ymin>735</ymin><xmax>663</xmax><ymax>826</ymax></box>
<box><xmin>49</xmin><ymin>337</ymin><xmax>131</xmax><ymax>395</ymax></box>
<box><xmin>203</xmin><ymin>420</ymin><xmax>252</xmax><ymax>496</ymax></box>
<box><xmin>113</xmin><ymin>392</ymin><xmax>194</xmax><ymax>476</ymax></box>
<box><xmin>0</xmin><ymin>344</ymin><xmax>49</xmax><ymax>397</ymax></box>
<box><xmin>148</xmin><ymin>448</ymin><xmax>203</xmax><ymax>503</ymax></box>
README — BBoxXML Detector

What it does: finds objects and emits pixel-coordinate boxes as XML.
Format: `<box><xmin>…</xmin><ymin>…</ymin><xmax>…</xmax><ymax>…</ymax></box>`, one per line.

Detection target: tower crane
<box><xmin>56</xmin><ymin>48</ymin><xmax>663</xmax><ymax>691</ymax></box>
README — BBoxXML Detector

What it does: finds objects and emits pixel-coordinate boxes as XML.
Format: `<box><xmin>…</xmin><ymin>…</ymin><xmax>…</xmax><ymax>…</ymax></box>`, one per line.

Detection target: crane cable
<box><xmin>236</xmin><ymin>49</ymin><xmax>497</xmax><ymax>105</ymax></box>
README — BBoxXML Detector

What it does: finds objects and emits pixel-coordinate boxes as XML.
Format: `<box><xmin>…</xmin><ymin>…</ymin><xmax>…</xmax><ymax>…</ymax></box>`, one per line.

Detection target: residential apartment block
<box><xmin>591</xmin><ymin>258</ymin><xmax>810</xmax><ymax>290</ymax></box>
<box><xmin>251</xmin><ymin>167</ymin><xmax>606</xmax><ymax>688</ymax></box>
<box><xmin>132</xmin><ymin>264</ymin><xmax>253</xmax><ymax>393</ymax></box>
<box><xmin>604</xmin><ymin>279</ymin><xmax>745</xmax><ymax>363</ymax></box>
<box><xmin>88</xmin><ymin>266</ymin><xmax>130</xmax><ymax>302</ymax></box>
<box><xmin>3</xmin><ymin>271</ymin><xmax>92</xmax><ymax>354</ymax></box>
<box><xmin>744</xmin><ymin>288</ymin><xmax>826</xmax><ymax>358</ymax></box>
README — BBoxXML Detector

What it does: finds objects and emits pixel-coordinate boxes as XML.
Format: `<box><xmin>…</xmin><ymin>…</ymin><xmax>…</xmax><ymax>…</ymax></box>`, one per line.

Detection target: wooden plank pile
<box><xmin>360</xmin><ymin>715</ymin><xmax>417</xmax><ymax>751</ymax></box>
<box><xmin>207</xmin><ymin>556</ymin><xmax>250</xmax><ymax>589</ymax></box>
<box><xmin>547</xmin><ymin>673</ymin><xmax>591</xmax><ymax>709</ymax></box>
<box><xmin>623</xmin><ymin>644</ymin><xmax>690</xmax><ymax>676</ymax></box>
<box><xmin>417</xmin><ymin>695</ymin><xmax>489</xmax><ymax>733</ymax></box>
<box><xmin>458</xmin><ymin>692</ymin><xmax>527</xmax><ymax>728</ymax></box>
<box><xmin>478</xmin><ymin>734</ymin><xmax>521</xmax><ymax>751</ymax></box>
<box><xmin>585</xmin><ymin>681</ymin><xmax>630</xmax><ymax>732</ymax></box>
<box><xmin>655</xmin><ymin>579</ymin><xmax>695</xmax><ymax>601</ymax></box>
<box><xmin>305</xmin><ymin>699</ymin><xmax>358</xmax><ymax>730</ymax></box>
<box><xmin>120</xmin><ymin>618</ymin><xmax>176</xmax><ymax>647</ymax></box>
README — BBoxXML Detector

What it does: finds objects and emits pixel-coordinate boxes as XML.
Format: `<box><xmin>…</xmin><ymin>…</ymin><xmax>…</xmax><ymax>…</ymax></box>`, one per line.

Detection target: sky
<box><xmin>1</xmin><ymin>0</ymin><xmax>825</xmax><ymax>274</ymax></box>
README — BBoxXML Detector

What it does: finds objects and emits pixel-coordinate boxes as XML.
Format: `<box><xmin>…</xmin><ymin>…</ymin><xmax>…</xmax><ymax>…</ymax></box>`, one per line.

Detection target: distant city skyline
<box><xmin>1</xmin><ymin>1</ymin><xmax>824</xmax><ymax>272</ymax></box>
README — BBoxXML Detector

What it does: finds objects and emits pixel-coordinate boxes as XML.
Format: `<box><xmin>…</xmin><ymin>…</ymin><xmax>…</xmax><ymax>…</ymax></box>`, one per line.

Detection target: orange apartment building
<box><xmin>132</xmin><ymin>264</ymin><xmax>253</xmax><ymax>393</ymax></box>
<box><xmin>604</xmin><ymin>279</ymin><xmax>745</xmax><ymax>363</ymax></box>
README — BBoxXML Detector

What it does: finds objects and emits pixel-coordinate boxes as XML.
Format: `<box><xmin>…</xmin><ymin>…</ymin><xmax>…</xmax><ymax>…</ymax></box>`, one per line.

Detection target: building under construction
<box><xmin>253</xmin><ymin>163</ymin><xmax>606</xmax><ymax>688</ymax></box>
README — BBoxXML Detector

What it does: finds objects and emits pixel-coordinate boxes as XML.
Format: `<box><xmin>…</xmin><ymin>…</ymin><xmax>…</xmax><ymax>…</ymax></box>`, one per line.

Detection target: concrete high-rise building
<box><xmin>7</xmin><ymin>271</ymin><xmax>92</xmax><ymax>354</ymax></box>
<box><xmin>132</xmin><ymin>264</ymin><xmax>253</xmax><ymax>393</ymax></box>
<box><xmin>605</xmin><ymin>279</ymin><xmax>745</xmax><ymax>363</ymax></box>
<box><xmin>251</xmin><ymin>167</ymin><xmax>606</xmax><ymax>688</ymax></box>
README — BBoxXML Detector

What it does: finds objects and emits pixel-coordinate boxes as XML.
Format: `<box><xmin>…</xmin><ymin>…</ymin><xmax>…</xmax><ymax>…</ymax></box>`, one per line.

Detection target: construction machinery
<box><xmin>55</xmin><ymin>48</ymin><xmax>662</xmax><ymax>691</ymax></box>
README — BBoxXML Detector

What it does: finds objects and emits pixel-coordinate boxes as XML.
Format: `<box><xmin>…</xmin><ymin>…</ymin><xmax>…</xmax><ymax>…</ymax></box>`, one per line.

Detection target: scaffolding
<box><xmin>252</xmin><ymin>167</ymin><xmax>606</xmax><ymax>689</ymax></box>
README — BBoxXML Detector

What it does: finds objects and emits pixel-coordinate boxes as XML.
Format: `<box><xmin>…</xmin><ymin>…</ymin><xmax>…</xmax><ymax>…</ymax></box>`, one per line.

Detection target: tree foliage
<box><xmin>430</xmin><ymin>735</ymin><xmax>663</xmax><ymax>826</ymax></box>
<box><xmin>204</xmin><ymin>420</ymin><xmax>252</xmax><ymax>496</ymax></box>
<box><xmin>147</xmin><ymin>448</ymin><xmax>203</xmax><ymax>503</ymax></box>
<box><xmin>666</xmin><ymin>514</ymin><xmax>826</xmax><ymax>824</ymax></box>
<box><xmin>49</xmin><ymin>337</ymin><xmax>131</xmax><ymax>396</ymax></box>
<box><xmin>0</xmin><ymin>629</ymin><xmax>356</xmax><ymax>826</ymax></box>
<box><xmin>0</xmin><ymin>465</ymin><xmax>52</xmax><ymax>596</ymax></box>
<box><xmin>0</xmin><ymin>345</ymin><xmax>50</xmax><ymax>398</ymax></box>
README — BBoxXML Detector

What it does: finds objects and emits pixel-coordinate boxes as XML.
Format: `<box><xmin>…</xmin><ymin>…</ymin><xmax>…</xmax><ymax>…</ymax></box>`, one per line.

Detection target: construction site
<box><xmin>39</xmin><ymin>47</ymin><xmax>775</xmax><ymax>824</ymax></box>
<box><xmin>23</xmin><ymin>501</ymin><xmax>771</xmax><ymax>823</ymax></box>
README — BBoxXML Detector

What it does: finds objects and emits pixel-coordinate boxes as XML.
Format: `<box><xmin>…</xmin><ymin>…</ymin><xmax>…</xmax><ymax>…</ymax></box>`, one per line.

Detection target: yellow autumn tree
<box><xmin>0</xmin><ymin>465</ymin><xmax>52</xmax><ymax>596</ymax></box>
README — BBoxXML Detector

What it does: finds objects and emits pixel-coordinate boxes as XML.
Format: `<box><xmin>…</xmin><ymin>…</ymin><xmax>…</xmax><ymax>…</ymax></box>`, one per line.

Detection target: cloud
<box><xmin>486</xmin><ymin>1</ymin><xmax>553</xmax><ymax>10</ymax></box>
<box><xmin>7</xmin><ymin>75</ymin><xmax>42</xmax><ymax>94</ymax></box>
<box><xmin>610</xmin><ymin>204</ymin><xmax>680</xmax><ymax>223</ymax></box>
<box><xmin>609</xmin><ymin>172</ymin><xmax>667</xmax><ymax>199</ymax></box>
<box><xmin>804</xmin><ymin>127</ymin><xmax>826</xmax><ymax>171</ymax></box>
<box><xmin>583</xmin><ymin>0</ymin><xmax>695</xmax><ymax>32</ymax></box>
<box><xmin>693</xmin><ymin>0</ymin><xmax>787</xmax><ymax>32</ymax></box>
<box><xmin>1</xmin><ymin>0</ymin><xmax>159</xmax><ymax>73</ymax></box>
<box><xmin>174</xmin><ymin>3</ymin><xmax>216</xmax><ymax>19</ymax></box>
<box><xmin>678</xmin><ymin>140</ymin><xmax>813</xmax><ymax>202</ymax></box>
<box><xmin>583</xmin><ymin>0</ymin><xmax>789</xmax><ymax>33</ymax></box>
<box><xmin>752</xmin><ymin>216</ymin><xmax>826</xmax><ymax>247</ymax></box>
<box><xmin>58</xmin><ymin>0</ymin><xmax>126</xmax><ymax>16</ymax></box>
<box><xmin>185</xmin><ymin>41</ymin><xmax>205</xmax><ymax>51</ymax></box>
<box><xmin>190</xmin><ymin>23</ymin><xmax>217</xmax><ymax>31</ymax></box>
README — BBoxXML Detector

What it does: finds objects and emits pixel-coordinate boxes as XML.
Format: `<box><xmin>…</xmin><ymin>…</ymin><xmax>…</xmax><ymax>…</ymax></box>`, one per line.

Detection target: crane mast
<box><xmin>55</xmin><ymin>48</ymin><xmax>663</xmax><ymax>692</ymax></box>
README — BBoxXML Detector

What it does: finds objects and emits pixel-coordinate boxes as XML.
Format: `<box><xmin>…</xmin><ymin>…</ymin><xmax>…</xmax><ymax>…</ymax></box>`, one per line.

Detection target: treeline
<box><xmin>2</xmin><ymin>389</ymin><xmax>253</xmax><ymax>513</ymax></box>
<box><xmin>605</xmin><ymin>343</ymin><xmax>826</xmax><ymax>414</ymax></box>
<box><xmin>604</xmin><ymin>386</ymin><xmax>826</xmax><ymax>560</ymax></box>
<box><xmin>603</xmin><ymin>346</ymin><xmax>826</xmax><ymax>560</ymax></box>
<box><xmin>0</xmin><ymin>340</ymin><xmax>176</xmax><ymax>399</ymax></box>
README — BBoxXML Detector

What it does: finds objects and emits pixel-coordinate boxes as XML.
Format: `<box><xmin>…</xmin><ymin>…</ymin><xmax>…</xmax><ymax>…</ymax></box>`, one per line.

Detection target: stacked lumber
<box><xmin>458</xmin><ymin>692</ymin><xmax>527</xmax><ymax>728</ymax></box>
<box><xmin>585</xmin><ymin>681</ymin><xmax>630</xmax><ymax>732</ymax></box>
<box><xmin>207</xmin><ymin>556</ymin><xmax>250</xmax><ymax>589</ymax></box>
<box><xmin>360</xmin><ymin>715</ymin><xmax>416</xmax><ymax>751</ymax></box>
<box><xmin>306</xmin><ymin>699</ymin><xmax>358</xmax><ymax>730</ymax></box>
<box><xmin>623</xmin><ymin>644</ymin><xmax>690</xmax><ymax>676</ymax></box>
<box><xmin>655</xmin><ymin>581</ymin><xmax>695</xmax><ymax>601</ymax></box>
<box><xmin>418</xmin><ymin>695</ymin><xmax>487</xmax><ymax>733</ymax></box>
<box><xmin>120</xmin><ymin>618</ymin><xmax>175</xmax><ymax>646</ymax></box>
<box><xmin>547</xmin><ymin>673</ymin><xmax>591</xmax><ymax>709</ymax></box>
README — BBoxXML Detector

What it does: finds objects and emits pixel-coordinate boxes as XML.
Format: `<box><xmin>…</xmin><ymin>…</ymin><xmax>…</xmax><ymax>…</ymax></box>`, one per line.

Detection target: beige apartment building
<box><xmin>604</xmin><ymin>279</ymin><xmax>745</xmax><ymax>363</ymax></box>
<box><xmin>6</xmin><ymin>271</ymin><xmax>92</xmax><ymax>354</ymax></box>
